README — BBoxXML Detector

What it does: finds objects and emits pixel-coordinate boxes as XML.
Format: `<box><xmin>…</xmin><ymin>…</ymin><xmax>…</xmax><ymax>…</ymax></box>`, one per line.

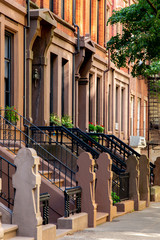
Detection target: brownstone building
<box><xmin>0</xmin><ymin>0</ymin><xmax>148</xmax><ymax>144</ymax></box>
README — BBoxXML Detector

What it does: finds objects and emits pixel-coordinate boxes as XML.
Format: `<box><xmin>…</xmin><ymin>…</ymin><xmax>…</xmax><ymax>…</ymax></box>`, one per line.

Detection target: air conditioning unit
<box><xmin>115</xmin><ymin>122</ymin><xmax>119</xmax><ymax>131</ymax></box>
<box><xmin>130</xmin><ymin>136</ymin><xmax>146</xmax><ymax>148</ymax></box>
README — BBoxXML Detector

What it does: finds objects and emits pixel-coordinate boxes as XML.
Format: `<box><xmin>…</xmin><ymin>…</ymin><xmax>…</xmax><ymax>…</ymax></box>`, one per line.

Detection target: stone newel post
<box><xmin>139</xmin><ymin>155</ymin><xmax>150</xmax><ymax>207</ymax></box>
<box><xmin>76</xmin><ymin>152</ymin><xmax>97</xmax><ymax>227</ymax></box>
<box><xmin>96</xmin><ymin>153</ymin><xmax>113</xmax><ymax>221</ymax></box>
<box><xmin>12</xmin><ymin>148</ymin><xmax>42</xmax><ymax>240</ymax></box>
<box><xmin>153</xmin><ymin>157</ymin><xmax>160</xmax><ymax>186</ymax></box>
<box><xmin>126</xmin><ymin>155</ymin><xmax>140</xmax><ymax>211</ymax></box>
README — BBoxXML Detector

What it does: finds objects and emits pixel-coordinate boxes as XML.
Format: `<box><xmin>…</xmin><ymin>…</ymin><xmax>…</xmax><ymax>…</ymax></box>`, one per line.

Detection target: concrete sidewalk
<box><xmin>59</xmin><ymin>203</ymin><xmax>160</xmax><ymax>240</ymax></box>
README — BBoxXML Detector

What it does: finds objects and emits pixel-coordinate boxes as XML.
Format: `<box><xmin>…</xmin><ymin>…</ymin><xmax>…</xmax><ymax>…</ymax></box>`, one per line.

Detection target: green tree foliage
<box><xmin>107</xmin><ymin>0</ymin><xmax>160</xmax><ymax>77</ymax></box>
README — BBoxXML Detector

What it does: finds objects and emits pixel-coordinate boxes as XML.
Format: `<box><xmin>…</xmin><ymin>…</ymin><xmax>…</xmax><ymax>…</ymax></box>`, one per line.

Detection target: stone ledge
<box><xmin>42</xmin><ymin>224</ymin><xmax>56</xmax><ymax>240</ymax></box>
<box><xmin>151</xmin><ymin>186</ymin><xmax>160</xmax><ymax>202</ymax></box>
<box><xmin>57</xmin><ymin>213</ymin><xmax>88</xmax><ymax>232</ymax></box>
<box><xmin>115</xmin><ymin>200</ymin><xmax>134</xmax><ymax>213</ymax></box>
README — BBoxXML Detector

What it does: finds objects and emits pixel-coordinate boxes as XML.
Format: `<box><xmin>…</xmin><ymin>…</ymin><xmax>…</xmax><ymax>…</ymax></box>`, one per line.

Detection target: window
<box><xmin>50</xmin><ymin>0</ymin><xmax>53</xmax><ymax>12</ymax></box>
<box><xmin>73</xmin><ymin>0</ymin><xmax>76</xmax><ymax>24</ymax></box>
<box><xmin>89</xmin><ymin>0</ymin><xmax>92</xmax><ymax>35</ymax></box>
<box><xmin>96</xmin><ymin>77</ymin><xmax>100</xmax><ymax>123</ymax></box>
<box><xmin>137</xmin><ymin>98</ymin><xmax>141</xmax><ymax>136</ymax></box>
<box><xmin>108</xmin><ymin>84</ymin><xmax>111</xmax><ymax>131</ymax></box>
<box><xmin>5</xmin><ymin>32</ymin><xmax>12</xmax><ymax>107</ymax></box>
<box><xmin>61</xmin><ymin>58</ymin><xmax>68</xmax><ymax>116</ymax></box>
<box><xmin>50</xmin><ymin>54</ymin><xmax>55</xmax><ymax>114</ymax></box>
<box><xmin>97</xmin><ymin>0</ymin><xmax>100</xmax><ymax>44</ymax></box>
<box><xmin>89</xmin><ymin>74</ymin><xmax>93</xmax><ymax>123</ymax></box>
<box><xmin>144</xmin><ymin>101</ymin><xmax>147</xmax><ymax>138</ymax></box>
<box><xmin>121</xmin><ymin>88</ymin><xmax>124</xmax><ymax>131</ymax></box>
<box><xmin>105</xmin><ymin>5</ymin><xmax>110</xmax><ymax>46</ymax></box>
<box><xmin>61</xmin><ymin>0</ymin><xmax>65</xmax><ymax>20</ymax></box>
<box><xmin>130</xmin><ymin>96</ymin><xmax>134</xmax><ymax>136</ymax></box>
<box><xmin>115</xmin><ymin>86</ymin><xmax>119</xmax><ymax>124</ymax></box>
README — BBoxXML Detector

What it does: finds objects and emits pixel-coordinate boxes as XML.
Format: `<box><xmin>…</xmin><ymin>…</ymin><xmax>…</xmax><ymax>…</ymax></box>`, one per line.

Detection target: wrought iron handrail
<box><xmin>31</xmin><ymin>126</ymin><xmax>126</xmax><ymax>175</ymax></box>
<box><xmin>112</xmin><ymin>172</ymin><xmax>129</xmax><ymax>203</ymax></box>
<box><xmin>31</xmin><ymin>125</ymin><xmax>99</xmax><ymax>159</ymax></box>
<box><xmin>87</xmin><ymin>132</ymin><xmax>131</xmax><ymax>162</ymax></box>
<box><xmin>0</xmin><ymin>110</ymin><xmax>76</xmax><ymax>190</ymax></box>
<box><xmin>64</xmin><ymin>186</ymin><xmax>81</xmax><ymax>217</ymax></box>
<box><xmin>98</xmin><ymin>133</ymin><xmax>155</xmax><ymax>174</ymax></box>
<box><xmin>107</xmin><ymin>134</ymin><xmax>140</xmax><ymax>158</ymax></box>
<box><xmin>70</xmin><ymin>128</ymin><xmax>126</xmax><ymax>170</ymax></box>
<box><xmin>92</xmin><ymin>133</ymin><xmax>155</xmax><ymax>183</ymax></box>
<box><xmin>40</xmin><ymin>192</ymin><xmax>50</xmax><ymax>225</ymax></box>
<box><xmin>0</xmin><ymin>155</ymin><xmax>16</xmax><ymax>208</ymax></box>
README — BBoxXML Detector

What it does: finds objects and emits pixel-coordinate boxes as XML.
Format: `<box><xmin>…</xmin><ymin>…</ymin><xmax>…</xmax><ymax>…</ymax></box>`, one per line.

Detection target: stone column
<box><xmin>75</xmin><ymin>74</ymin><xmax>80</xmax><ymax>127</ymax></box>
<box><xmin>12</xmin><ymin>148</ymin><xmax>42</xmax><ymax>240</ymax></box>
<box><xmin>126</xmin><ymin>155</ymin><xmax>140</xmax><ymax>211</ymax></box>
<box><xmin>153</xmin><ymin>157</ymin><xmax>160</xmax><ymax>186</ymax></box>
<box><xmin>76</xmin><ymin>152</ymin><xmax>97</xmax><ymax>227</ymax></box>
<box><xmin>95</xmin><ymin>153</ymin><xmax>113</xmax><ymax>221</ymax></box>
<box><xmin>78</xmin><ymin>78</ymin><xmax>89</xmax><ymax>131</ymax></box>
<box><xmin>139</xmin><ymin>155</ymin><xmax>150</xmax><ymax>207</ymax></box>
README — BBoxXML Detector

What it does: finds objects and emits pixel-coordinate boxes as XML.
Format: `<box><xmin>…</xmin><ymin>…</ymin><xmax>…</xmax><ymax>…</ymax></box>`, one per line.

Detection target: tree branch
<box><xmin>146</xmin><ymin>0</ymin><xmax>157</xmax><ymax>14</ymax></box>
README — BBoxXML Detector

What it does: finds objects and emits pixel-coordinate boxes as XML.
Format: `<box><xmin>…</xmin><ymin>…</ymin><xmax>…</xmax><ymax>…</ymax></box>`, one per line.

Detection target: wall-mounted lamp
<box><xmin>33</xmin><ymin>68</ymin><xmax>40</xmax><ymax>87</ymax></box>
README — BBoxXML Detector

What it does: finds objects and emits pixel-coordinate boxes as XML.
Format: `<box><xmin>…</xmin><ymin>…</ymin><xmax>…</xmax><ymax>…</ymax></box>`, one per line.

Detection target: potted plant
<box><xmin>89</xmin><ymin>122</ymin><xmax>96</xmax><ymax>132</ymax></box>
<box><xmin>50</xmin><ymin>113</ymin><xmax>61</xmax><ymax>126</ymax></box>
<box><xmin>61</xmin><ymin>115</ymin><xmax>73</xmax><ymax>128</ymax></box>
<box><xmin>96</xmin><ymin>124</ymin><xmax>105</xmax><ymax>133</ymax></box>
<box><xmin>5</xmin><ymin>106</ymin><xmax>19</xmax><ymax>125</ymax></box>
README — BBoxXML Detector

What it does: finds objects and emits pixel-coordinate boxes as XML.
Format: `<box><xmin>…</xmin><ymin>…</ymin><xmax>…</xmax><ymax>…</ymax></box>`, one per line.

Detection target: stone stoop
<box><xmin>96</xmin><ymin>212</ymin><xmax>109</xmax><ymax>226</ymax></box>
<box><xmin>42</xmin><ymin>224</ymin><xmax>56</xmax><ymax>240</ymax></box>
<box><xmin>112</xmin><ymin>205</ymin><xmax>118</xmax><ymax>219</ymax></box>
<box><xmin>9</xmin><ymin>237</ymin><xmax>34</xmax><ymax>240</ymax></box>
<box><xmin>57</xmin><ymin>213</ymin><xmax>88</xmax><ymax>238</ymax></box>
<box><xmin>139</xmin><ymin>200</ymin><xmax>147</xmax><ymax>211</ymax></box>
<box><xmin>39</xmin><ymin>170</ymin><xmax>65</xmax><ymax>188</ymax></box>
<box><xmin>151</xmin><ymin>186</ymin><xmax>160</xmax><ymax>202</ymax></box>
<box><xmin>2</xmin><ymin>224</ymin><xmax>35</xmax><ymax>240</ymax></box>
<box><xmin>115</xmin><ymin>200</ymin><xmax>134</xmax><ymax>214</ymax></box>
<box><xmin>56</xmin><ymin>229</ymin><xmax>72</xmax><ymax>239</ymax></box>
<box><xmin>2</xmin><ymin>224</ymin><xmax>18</xmax><ymax>239</ymax></box>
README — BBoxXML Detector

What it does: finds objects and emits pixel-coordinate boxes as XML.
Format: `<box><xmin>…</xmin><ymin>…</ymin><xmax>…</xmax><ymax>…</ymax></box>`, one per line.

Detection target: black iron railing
<box><xmin>31</xmin><ymin>126</ymin><xmax>126</xmax><ymax>175</ymax></box>
<box><xmin>112</xmin><ymin>172</ymin><xmax>129</xmax><ymax>203</ymax></box>
<box><xmin>0</xmin><ymin>155</ymin><xmax>16</xmax><ymax>209</ymax></box>
<box><xmin>69</xmin><ymin>128</ymin><xmax>126</xmax><ymax>173</ymax></box>
<box><xmin>31</xmin><ymin>125</ymin><xmax>99</xmax><ymax>159</ymax></box>
<box><xmin>87</xmin><ymin>133</ymin><xmax>132</xmax><ymax>162</ymax></box>
<box><xmin>107</xmin><ymin>134</ymin><xmax>140</xmax><ymax>159</ymax></box>
<box><xmin>0</xmin><ymin>109</ymin><xmax>77</xmax><ymax>190</ymax></box>
<box><xmin>40</xmin><ymin>192</ymin><xmax>50</xmax><ymax>225</ymax></box>
<box><xmin>88</xmin><ymin>133</ymin><xmax>155</xmax><ymax>182</ymax></box>
<box><xmin>64</xmin><ymin>186</ymin><xmax>81</xmax><ymax>217</ymax></box>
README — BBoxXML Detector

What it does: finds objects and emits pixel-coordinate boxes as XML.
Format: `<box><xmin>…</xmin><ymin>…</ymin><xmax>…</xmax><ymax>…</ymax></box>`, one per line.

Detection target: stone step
<box><xmin>139</xmin><ymin>200</ymin><xmax>146</xmax><ymax>211</ymax></box>
<box><xmin>56</xmin><ymin>229</ymin><xmax>72</xmax><ymax>239</ymax></box>
<box><xmin>112</xmin><ymin>205</ymin><xmax>117</xmax><ymax>218</ymax></box>
<box><xmin>114</xmin><ymin>211</ymin><xmax>126</xmax><ymax>218</ymax></box>
<box><xmin>2</xmin><ymin>224</ymin><xmax>18</xmax><ymax>239</ymax></box>
<box><xmin>50</xmin><ymin>179</ymin><xmax>64</xmax><ymax>188</ymax></box>
<box><xmin>42</xmin><ymin>224</ymin><xmax>56</xmax><ymax>240</ymax></box>
<box><xmin>9</xmin><ymin>237</ymin><xmax>34</xmax><ymax>240</ymax></box>
<box><xmin>115</xmin><ymin>200</ymin><xmax>134</xmax><ymax>214</ymax></box>
<box><xmin>5</xmin><ymin>147</ymin><xmax>20</xmax><ymax>155</ymax></box>
<box><xmin>39</xmin><ymin>170</ymin><xmax>53</xmax><ymax>180</ymax></box>
<box><xmin>96</xmin><ymin>212</ymin><xmax>109</xmax><ymax>226</ymax></box>
<box><xmin>57</xmin><ymin>213</ymin><xmax>88</xmax><ymax>232</ymax></box>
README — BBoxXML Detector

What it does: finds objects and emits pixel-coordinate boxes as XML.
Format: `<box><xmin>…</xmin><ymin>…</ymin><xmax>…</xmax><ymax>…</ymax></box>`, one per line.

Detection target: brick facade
<box><xmin>0</xmin><ymin>0</ymin><xmax>148</xmax><ymax>144</ymax></box>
